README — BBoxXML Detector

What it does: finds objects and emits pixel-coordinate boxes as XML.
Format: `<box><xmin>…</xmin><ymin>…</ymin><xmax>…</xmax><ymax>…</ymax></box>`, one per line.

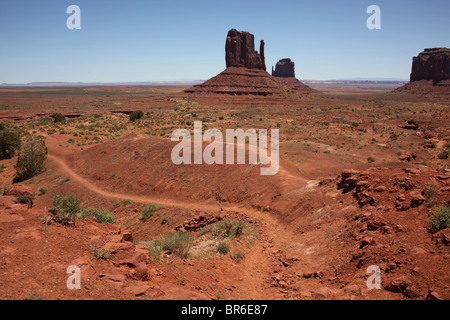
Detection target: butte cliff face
<box><xmin>394</xmin><ymin>48</ymin><xmax>450</xmax><ymax>94</ymax></box>
<box><xmin>183</xmin><ymin>29</ymin><xmax>315</xmax><ymax>104</ymax></box>
<box><xmin>410</xmin><ymin>48</ymin><xmax>450</xmax><ymax>83</ymax></box>
<box><xmin>271</xmin><ymin>58</ymin><xmax>316</xmax><ymax>93</ymax></box>
<box><xmin>225</xmin><ymin>29</ymin><xmax>266</xmax><ymax>70</ymax></box>
<box><xmin>272</xmin><ymin>58</ymin><xmax>295</xmax><ymax>78</ymax></box>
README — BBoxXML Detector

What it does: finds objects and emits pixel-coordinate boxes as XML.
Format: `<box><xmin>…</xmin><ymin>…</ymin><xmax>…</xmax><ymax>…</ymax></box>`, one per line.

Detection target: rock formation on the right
<box><xmin>271</xmin><ymin>58</ymin><xmax>317</xmax><ymax>93</ymax></box>
<box><xmin>410</xmin><ymin>48</ymin><xmax>450</xmax><ymax>83</ymax></box>
<box><xmin>394</xmin><ymin>48</ymin><xmax>450</xmax><ymax>94</ymax></box>
<box><xmin>272</xmin><ymin>58</ymin><xmax>296</xmax><ymax>78</ymax></box>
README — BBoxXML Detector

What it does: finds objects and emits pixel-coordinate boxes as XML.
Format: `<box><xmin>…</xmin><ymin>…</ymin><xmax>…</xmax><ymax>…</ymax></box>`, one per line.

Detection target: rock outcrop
<box><xmin>182</xmin><ymin>29</ymin><xmax>315</xmax><ymax>104</ymax></box>
<box><xmin>272</xmin><ymin>58</ymin><xmax>295</xmax><ymax>78</ymax></box>
<box><xmin>225</xmin><ymin>29</ymin><xmax>266</xmax><ymax>70</ymax></box>
<box><xmin>393</xmin><ymin>48</ymin><xmax>450</xmax><ymax>94</ymax></box>
<box><xmin>410</xmin><ymin>48</ymin><xmax>450</xmax><ymax>83</ymax></box>
<box><xmin>271</xmin><ymin>58</ymin><xmax>317</xmax><ymax>94</ymax></box>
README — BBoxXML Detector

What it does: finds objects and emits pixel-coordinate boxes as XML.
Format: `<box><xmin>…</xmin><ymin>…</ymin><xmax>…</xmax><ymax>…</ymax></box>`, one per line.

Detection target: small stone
<box><xmin>121</xmin><ymin>231</ymin><xmax>133</xmax><ymax>243</ymax></box>
<box><xmin>344</xmin><ymin>284</ymin><xmax>361</xmax><ymax>296</ymax></box>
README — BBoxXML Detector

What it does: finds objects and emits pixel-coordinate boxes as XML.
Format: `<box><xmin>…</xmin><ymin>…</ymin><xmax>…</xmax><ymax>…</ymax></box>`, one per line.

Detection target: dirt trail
<box><xmin>46</xmin><ymin>149</ymin><xmax>320</xmax><ymax>291</ymax></box>
<box><xmin>47</xmin><ymin>152</ymin><xmax>301</xmax><ymax>244</ymax></box>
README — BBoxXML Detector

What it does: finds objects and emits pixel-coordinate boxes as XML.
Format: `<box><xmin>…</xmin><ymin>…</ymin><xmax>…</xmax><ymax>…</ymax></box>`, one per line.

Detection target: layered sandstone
<box><xmin>272</xmin><ymin>58</ymin><xmax>295</xmax><ymax>78</ymax></box>
<box><xmin>410</xmin><ymin>48</ymin><xmax>450</xmax><ymax>83</ymax></box>
<box><xmin>182</xmin><ymin>29</ymin><xmax>316</xmax><ymax>103</ymax></box>
<box><xmin>394</xmin><ymin>48</ymin><xmax>450</xmax><ymax>94</ymax></box>
<box><xmin>271</xmin><ymin>58</ymin><xmax>317</xmax><ymax>94</ymax></box>
<box><xmin>225</xmin><ymin>29</ymin><xmax>266</xmax><ymax>70</ymax></box>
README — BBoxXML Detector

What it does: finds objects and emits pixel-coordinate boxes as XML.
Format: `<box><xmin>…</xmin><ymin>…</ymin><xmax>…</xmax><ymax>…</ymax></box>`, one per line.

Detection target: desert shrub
<box><xmin>161</xmin><ymin>215</ymin><xmax>169</xmax><ymax>224</ymax></box>
<box><xmin>146</xmin><ymin>239</ymin><xmax>162</xmax><ymax>261</ymax></box>
<box><xmin>231</xmin><ymin>251</ymin><xmax>244</xmax><ymax>263</ymax></box>
<box><xmin>438</xmin><ymin>150</ymin><xmax>449</xmax><ymax>160</ymax></box>
<box><xmin>51</xmin><ymin>113</ymin><xmax>65</xmax><ymax>123</ymax></box>
<box><xmin>216</xmin><ymin>241</ymin><xmax>230</xmax><ymax>255</ymax></box>
<box><xmin>141</xmin><ymin>203</ymin><xmax>164</xmax><ymax>222</ymax></box>
<box><xmin>197</xmin><ymin>225</ymin><xmax>213</xmax><ymax>236</ymax></box>
<box><xmin>367</xmin><ymin>156</ymin><xmax>376</xmax><ymax>163</ymax></box>
<box><xmin>122</xmin><ymin>199</ymin><xmax>132</xmax><ymax>206</ymax></box>
<box><xmin>428</xmin><ymin>206</ymin><xmax>450</xmax><ymax>233</ymax></box>
<box><xmin>161</xmin><ymin>232</ymin><xmax>193</xmax><ymax>259</ymax></box>
<box><xmin>58</xmin><ymin>177</ymin><xmax>71</xmax><ymax>185</ymax></box>
<box><xmin>390</xmin><ymin>132</ymin><xmax>398</xmax><ymax>141</ymax></box>
<box><xmin>213</xmin><ymin>220</ymin><xmax>244</xmax><ymax>239</ymax></box>
<box><xmin>129</xmin><ymin>110</ymin><xmax>144</xmax><ymax>122</ymax></box>
<box><xmin>85</xmin><ymin>239</ymin><xmax>112</xmax><ymax>260</ymax></box>
<box><xmin>16</xmin><ymin>194</ymin><xmax>35</xmax><ymax>208</ymax></box>
<box><xmin>13</xmin><ymin>135</ymin><xmax>47</xmax><ymax>183</ymax></box>
<box><xmin>424</xmin><ymin>183</ymin><xmax>438</xmax><ymax>199</ymax></box>
<box><xmin>38</xmin><ymin>186</ymin><xmax>48</xmax><ymax>195</ymax></box>
<box><xmin>48</xmin><ymin>193</ymin><xmax>80</xmax><ymax>225</ymax></box>
<box><xmin>80</xmin><ymin>207</ymin><xmax>115</xmax><ymax>224</ymax></box>
<box><xmin>0</xmin><ymin>128</ymin><xmax>21</xmax><ymax>160</ymax></box>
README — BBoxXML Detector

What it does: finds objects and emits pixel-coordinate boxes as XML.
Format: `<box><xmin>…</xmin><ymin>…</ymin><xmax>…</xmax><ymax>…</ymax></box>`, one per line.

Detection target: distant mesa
<box><xmin>272</xmin><ymin>58</ymin><xmax>317</xmax><ymax>94</ymax></box>
<box><xmin>272</xmin><ymin>58</ymin><xmax>295</xmax><ymax>78</ymax></box>
<box><xmin>182</xmin><ymin>29</ymin><xmax>315</xmax><ymax>104</ymax></box>
<box><xmin>394</xmin><ymin>47</ymin><xmax>450</xmax><ymax>94</ymax></box>
<box><xmin>410</xmin><ymin>48</ymin><xmax>450</xmax><ymax>83</ymax></box>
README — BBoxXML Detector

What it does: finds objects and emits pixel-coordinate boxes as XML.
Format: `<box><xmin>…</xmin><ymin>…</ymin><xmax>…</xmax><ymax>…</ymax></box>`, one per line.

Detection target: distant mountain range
<box><xmin>1</xmin><ymin>78</ymin><xmax>408</xmax><ymax>87</ymax></box>
<box><xmin>0</xmin><ymin>81</ymin><xmax>204</xmax><ymax>87</ymax></box>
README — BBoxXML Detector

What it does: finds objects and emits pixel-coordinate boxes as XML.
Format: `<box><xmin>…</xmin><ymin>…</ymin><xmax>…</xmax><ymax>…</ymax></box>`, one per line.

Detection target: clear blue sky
<box><xmin>1</xmin><ymin>0</ymin><xmax>449</xmax><ymax>83</ymax></box>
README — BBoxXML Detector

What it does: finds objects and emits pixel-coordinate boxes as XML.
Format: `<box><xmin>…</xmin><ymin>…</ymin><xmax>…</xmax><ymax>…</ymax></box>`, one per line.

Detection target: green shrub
<box><xmin>141</xmin><ymin>204</ymin><xmax>164</xmax><ymax>222</ymax></box>
<box><xmin>390</xmin><ymin>132</ymin><xmax>398</xmax><ymax>141</ymax></box>
<box><xmin>424</xmin><ymin>183</ymin><xmax>438</xmax><ymax>199</ymax></box>
<box><xmin>162</xmin><ymin>232</ymin><xmax>193</xmax><ymax>259</ymax></box>
<box><xmin>161</xmin><ymin>215</ymin><xmax>169</xmax><ymax>224</ymax></box>
<box><xmin>428</xmin><ymin>206</ymin><xmax>450</xmax><ymax>233</ymax></box>
<box><xmin>122</xmin><ymin>199</ymin><xmax>132</xmax><ymax>206</ymax></box>
<box><xmin>51</xmin><ymin>113</ymin><xmax>66</xmax><ymax>123</ymax></box>
<box><xmin>58</xmin><ymin>177</ymin><xmax>71</xmax><ymax>185</ymax></box>
<box><xmin>146</xmin><ymin>239</ymin><xmax>162</xmax><ymax>261</ymax></box>
<box><xmin>0</xmin><ymin>128</ymin><xmax>21</xmax><ymax>160</ymax></box>
<box><xmin>129</xmin><ymin>110</ymin><xmax>144</xmax><ymax>122</ymax></box>
<box><xmin>48</xmin><ymin>193</ymin><xmax>80</xmax><ymax>225</ymax></box>
<box><xmin>38</xmin><ymin>186</ymin><xmax>48</xmax><ymax>195</ymax></box>
<box><xmin>213</xmin><ymin>220</ymin><xmax>245</xmax><ymax>238</ymax></box>
<box><xmin>197</xmin><ymin>225</ymin><xmax>213</xmax><ymax>236</ymax></box>
<box><xmin>231</xmin><ymin>251</ymin><xmax>244</xmax><ymax>263</ymax></box>
<box><xmin>80</xmin><ymin>207</ymin><xmax>115</xmax><ymax>224</ymax></box>
<box><xmin>367</xmin><ymin>156</ymin><xmax>376</xmax><ymax>163</ymax></box>
<box><xmin>85</xmin><ymin>239</ymin><xmax>112</xmax><ymax>260</ymax></box>
<box><xmin>16</xmin><ymin>194</ymin><xmax>35</xmax><ymax>208</ymax></box>
<box><xmin>438</xmin><ymin>150</ymin><xmax>449</xmax><ymax>160</ymax></box>
<box><xmin>13</xmin><ymin>135</ymin><xmax>47</xmax><ymax>183</ymax></box>
<box><xmin>217</xmin><ymin>241</ymin><xmax>230</xmax><ymax>255</ymax></box>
